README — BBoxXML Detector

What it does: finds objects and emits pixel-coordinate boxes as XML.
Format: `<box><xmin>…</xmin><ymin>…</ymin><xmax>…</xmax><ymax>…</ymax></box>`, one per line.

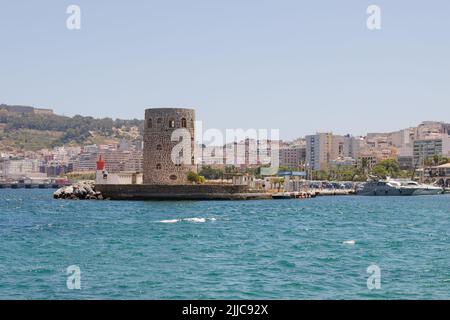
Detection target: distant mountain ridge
<box><xmin>0</xmin><ymin>104</ymin><xmax>53</xmax><ymax>115</ymax></box>
<box><xmin>0</xmin><ymin>103</ymin><xmax>144</xmax><ymax>151</ymax></box>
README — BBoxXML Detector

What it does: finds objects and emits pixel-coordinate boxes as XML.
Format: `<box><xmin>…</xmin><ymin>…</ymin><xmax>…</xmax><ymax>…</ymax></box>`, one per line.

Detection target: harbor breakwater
<box><xmin>53</xmin><ymin>181</ymin><xmax>103</xmax><ymax>200</ymax></box>
<box><xmin>95</xmin><ymin>184</ymin><xmax>271</xmax><ymax>201</ymax></box>
<box><xmin>53</xmin><ymin>183</ymin><xmax>355</xmax><ymax>201</ymax></box>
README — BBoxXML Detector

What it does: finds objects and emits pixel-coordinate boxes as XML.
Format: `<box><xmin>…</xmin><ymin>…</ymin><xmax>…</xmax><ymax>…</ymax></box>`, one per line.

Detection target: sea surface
<box><xmin>0</xmin><ymin>189</ymin><xmax>449</xmax><ymax>299</ymax></box>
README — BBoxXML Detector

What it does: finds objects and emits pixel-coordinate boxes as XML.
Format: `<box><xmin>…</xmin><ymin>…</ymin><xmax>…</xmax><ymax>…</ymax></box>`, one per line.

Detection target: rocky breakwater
<box><xmin>53</xmin><ymin>181</ymin><xmax>104</xmax><ymax>200</ymax></box>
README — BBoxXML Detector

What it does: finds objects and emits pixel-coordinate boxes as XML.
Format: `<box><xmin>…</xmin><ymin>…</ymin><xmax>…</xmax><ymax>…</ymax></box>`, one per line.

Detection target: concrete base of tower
<box><xmin>95</xmin><ymin>184</ymin><xmax>271</xmax><ymax>201</ymax></box>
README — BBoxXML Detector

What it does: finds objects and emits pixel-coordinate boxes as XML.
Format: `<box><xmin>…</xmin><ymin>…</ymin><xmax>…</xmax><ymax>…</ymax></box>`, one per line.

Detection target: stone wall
<box><xmin>96</xmin><ymin>184</ymin><xmax>271</xmax><ymax>200</ymax></box>
<box><xmin>143</xmin><ymin>108</ymin><xmax>196</xmax><ymax>184</ymax></box>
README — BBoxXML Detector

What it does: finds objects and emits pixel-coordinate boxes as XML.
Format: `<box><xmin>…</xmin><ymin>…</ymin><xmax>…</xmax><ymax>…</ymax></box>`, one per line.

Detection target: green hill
<box><xmin>0</xmin><ymin>106</ymin><xmax>144</xmax><ymax>151</ymax></box>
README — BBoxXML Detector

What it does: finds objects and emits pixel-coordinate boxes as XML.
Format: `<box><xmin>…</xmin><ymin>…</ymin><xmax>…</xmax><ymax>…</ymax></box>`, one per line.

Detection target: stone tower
<box><xmin>143</xmin><ymin>108</ymin><xmax>197</xmax><ymax>184</ymax></box>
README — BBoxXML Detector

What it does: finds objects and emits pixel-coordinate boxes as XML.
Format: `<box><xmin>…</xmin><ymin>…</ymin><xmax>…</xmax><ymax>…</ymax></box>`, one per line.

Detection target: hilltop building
<box><xmin>0</xmin><ymin>104</ymin><xmax>53</xmax><ymax>115</ymax></box>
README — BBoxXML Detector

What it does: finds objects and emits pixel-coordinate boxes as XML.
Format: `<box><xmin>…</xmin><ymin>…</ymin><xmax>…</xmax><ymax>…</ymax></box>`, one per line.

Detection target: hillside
<box><xmin>0</xmin><ymin>105</ymin><xmax>144</xmax><ymax>151</ymax></box>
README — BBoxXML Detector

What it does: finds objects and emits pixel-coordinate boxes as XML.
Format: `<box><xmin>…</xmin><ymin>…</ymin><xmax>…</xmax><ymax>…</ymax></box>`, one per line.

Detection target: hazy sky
<box><xmin>1</xmin><ymin>0</ymin><xmax>449</xmax><ymax>140</ymax></box>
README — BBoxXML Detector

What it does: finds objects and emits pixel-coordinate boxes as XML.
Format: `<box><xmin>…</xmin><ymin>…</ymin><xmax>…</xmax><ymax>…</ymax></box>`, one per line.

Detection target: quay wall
<box><xmin>95</xmin><ymin>184</ymin><xmax>271</xmax><ymax>201</ymax></box>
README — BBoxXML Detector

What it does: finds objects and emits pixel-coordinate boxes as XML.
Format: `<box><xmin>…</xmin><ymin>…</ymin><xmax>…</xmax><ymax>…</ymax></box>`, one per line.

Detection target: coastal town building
<box><xmin>95</xmin><ymin>155</ymin><xmax>143</xmax><ymax>185</ymax></box>
<box><xmin>356</xmin><ymin>154</ymin><xmax>378</xmax><ymax>169</ymax></box>
<box><xmin>216</xmin><ymin>139</ymin><xmax>278</xmax><ymax>169</ymax></box>
<box><xmin>73</xmin><ymin>150</ymin><xmax>98</xmax><ymax>172</ymax></box>
<box><xmin>413</xmin><ymin>135</ymin><xmax>450</xmax><ymax>166</ymax></box>
<box><xmin>365</xmin><ymin>121</ymin><xmax>450</xmax><ymax>168</ymax></box>
<box><xmin>305</xmin><ymin>133</ymin><xmax>332</xmax><ymax>171</ymax></box>
<box><xmin>0</xmin><ymin>158</ymin><xmax>44</xmax><ymax>180</ymax></box>
<box><xmin>424</xmin><ymin>163</ymin><xmax>450</xmax><ymax>187</ymax></box>
<box><xmin>305</xmin><ymin>133</ymin><xmax>360</xmax><ymax>171</ymax></box>
<box><xmin>200</xmin><ymin>144</ymin><xmax>226</xmax><ymax>167</ymax></box>
<box><xmin>329</xmin><ymin>157</ymin><xmax>357</xmax><ymax>168</ymax></box>
<box><xmin>415</xmin><ymin>121</ymin><xmax>448</xmax><ymax>139</ymax></box>
<box><xmin>2</xmin><ymin>115</ymin><xmax>450</xmax><ymax>184</ymax></box>
<box><xmin>397</xmin><ymin>155</ymin><xmax>414</xmax><ymax>170</ymax></box>
<box><xmin>279</xmin><ymin>145</ymin><xmax>306</xmax><ymax>170</ymax></box>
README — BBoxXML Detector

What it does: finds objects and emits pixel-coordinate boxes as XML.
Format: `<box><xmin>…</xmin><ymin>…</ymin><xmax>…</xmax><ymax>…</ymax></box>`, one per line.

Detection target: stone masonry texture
<box><xmin>143</xmin><ymin>108</ymin><xmax>197</xmax><ymax>184</ymax></box>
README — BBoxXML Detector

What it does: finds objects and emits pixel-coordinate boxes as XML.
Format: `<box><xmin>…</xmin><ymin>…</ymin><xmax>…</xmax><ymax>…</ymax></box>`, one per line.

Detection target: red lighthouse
<box><xmin>96</xmin><ymin>155</ymin><xmax>105</xmax><ymax>171</ymax></box>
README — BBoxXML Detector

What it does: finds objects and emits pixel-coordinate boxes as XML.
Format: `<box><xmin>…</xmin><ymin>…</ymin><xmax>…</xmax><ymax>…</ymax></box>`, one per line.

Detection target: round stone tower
<box><xmin>143</xmin><ymin>108</ymin><xmax>197</xmax><ymax>184</ymax></box>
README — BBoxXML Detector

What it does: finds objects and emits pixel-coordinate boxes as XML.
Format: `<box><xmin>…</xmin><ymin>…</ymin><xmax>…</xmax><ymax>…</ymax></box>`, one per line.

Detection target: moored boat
<box><xmin>399</xmin><ymin>181</ymin><xmax>443</xmax><ymax>195</ymax></box>
<box><xmin>357</xmin><ymin>177</ymin><xmax>444</xmax><ymax>196</ymax></box>
<box><xmin>357</xmin><ymin>179</ymin><xmax>415</xmax><ymax>196</ymax></box>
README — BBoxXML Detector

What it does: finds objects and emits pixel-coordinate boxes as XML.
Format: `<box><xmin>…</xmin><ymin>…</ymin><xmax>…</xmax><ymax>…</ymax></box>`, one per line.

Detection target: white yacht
<box><xmin>357</xmin><ymin>179</ymin><xmax>416</xmax><ymax>196</ymax></box>
<box><xmin>357</xmin><ymin>177</ymin><xmax>443</xmax><ymax>196</ymax></box>
<box><xmin>398</xmin><ymin>180</ymin><xmax>443</xmax><ymax>195</ymax></box>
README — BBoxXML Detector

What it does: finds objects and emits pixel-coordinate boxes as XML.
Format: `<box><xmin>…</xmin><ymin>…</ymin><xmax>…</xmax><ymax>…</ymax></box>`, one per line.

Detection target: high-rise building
<box><xmin>305</xmin><ymin>133</ymin><xmax>360</xmax><ymax>171</ymax></box>
<box><xmin>413</xmin><ymin>135</ymin><xmax>450</xmax><ymax>166</ymax></box>
<box><xmin>279</xmin><ymin>146</ymin><xmax>306</xmax><ymax>170</ymax></box>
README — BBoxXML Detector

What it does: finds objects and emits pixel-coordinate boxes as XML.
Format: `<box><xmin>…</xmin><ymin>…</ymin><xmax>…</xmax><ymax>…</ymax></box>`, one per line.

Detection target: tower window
<box><xmin>169</xmin><ymin>119</ymin><xmax>175</xmax><ymax>128</ymax></box>
<box><xmin>147</xmin><ymin>118</ymin><xmax>152</xmax><ymax>128</ymax></box>
<box><xmin>156</xmin><ymin>144</ymin><xmax>162</xmax><ymax>151</ymax></box>
<box><xmin>181</xmin><ymin>118</ymin><xmax>187</xmax><ymax>128</ymax></box>
<box><xmin>156</xmin><ymin>163</ymin><xmax>162</xmax><ymax>170</ymax></box>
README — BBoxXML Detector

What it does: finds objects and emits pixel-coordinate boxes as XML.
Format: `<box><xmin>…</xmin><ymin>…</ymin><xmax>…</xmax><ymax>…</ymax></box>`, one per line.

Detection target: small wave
<box><xmin>158</xmin><ymin>217</ymin><xmax>215</xmax><ymax>224</ymax></box>
<box><xmin>343</xmin><ymin>240</ymin><xmax>356</xmax><ymax>245</ymax></box>
<box><xmin>159</xmin><ymin>219</ymin><xmax>180</xmax><ymax>224</ymax></box>
<box><xmin>184</xmin><ymin>218</ymin><xmax>206</xmax><ymax>223</ymax></box>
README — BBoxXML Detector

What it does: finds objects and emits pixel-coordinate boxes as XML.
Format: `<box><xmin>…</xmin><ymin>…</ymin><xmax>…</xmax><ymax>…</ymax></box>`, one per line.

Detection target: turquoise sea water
<box><xmin>0</xmin><ymin>189</ymin><xmax>449</xmax><ymax>299</ymax></box>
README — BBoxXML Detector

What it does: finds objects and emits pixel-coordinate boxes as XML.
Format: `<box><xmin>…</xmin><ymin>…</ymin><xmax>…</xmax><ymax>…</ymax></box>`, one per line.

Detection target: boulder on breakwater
<box><xmin>53</xmin><ymin>181</ymin><xmax>104</xmax><ymax>200</ymax></box>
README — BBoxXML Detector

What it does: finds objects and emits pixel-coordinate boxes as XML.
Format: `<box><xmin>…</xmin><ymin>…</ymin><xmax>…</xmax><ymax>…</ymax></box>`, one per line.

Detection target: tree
<box><xmin>371</xmin><ymin>165</ymin><xmax>389</xmax><ymax>178</ymax></box>
<box><xmin>187</xmin><ymin>171</ymin><xmax>206</xmax><ymax>184</ymax></box>
<box><xmin>370</xmin><ymin>159</ymin><xmax>401</xmax><ymax>178</ymax></box>
<box><xmin>424</xmin><ymin>155</ymin><xmax>450</xmax><ymax>166</ymax></box>
<box><xmin>0</xmin><ymin>108</ymin><xmax>145</xmax><ymax>147</ymax></box>
<box><xmin>312</xmin><ymin>170</ymin><xmax>329</xmax><ymax>181</ymax></box>
<box><xmin>332</xmin><ymin>166</ymin><xmax>357</xmax><ymax>181</ymax></box>
<box><xmin>269</xmin><ymin>177</ymin><xmax>284</xmax><ymax>192</ymax></box>
<box><xmin>199</xmin><ymin>166</ymin><xmax>224</xmax><ymax>180</ymax></box>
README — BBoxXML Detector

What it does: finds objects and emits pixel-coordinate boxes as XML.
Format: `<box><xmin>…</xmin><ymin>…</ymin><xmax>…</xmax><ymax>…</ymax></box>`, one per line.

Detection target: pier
<box><xmin>271</xmin><ymin>189</ymin><xmax>355</xmax><ymax>199</ymax></box>
<box><xmin>0</xmin><ymin>183</ymin><xmax>67</xmax><ymax>189</ymax></box>
<box><xmin>95</xmin><ymin>184</ymin><xmax>272</xmax><ymax>201</ymax></box>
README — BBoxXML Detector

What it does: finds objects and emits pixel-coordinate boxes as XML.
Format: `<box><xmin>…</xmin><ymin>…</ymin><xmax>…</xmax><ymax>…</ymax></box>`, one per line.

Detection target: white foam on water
<box><xmin>159</xmin><ymin>217</ymin><xmax>214</xmax><ymax>224</ymax></box>
<box><xmin>159</xmin><ymin>219</ymin><xmax>180</xmax><ymax>224</ymax></box>
<box><xmin>343</xmin><ymin>240</ymin><xmax>356</xmax><ymax>245</ymax></box>
<box><xmin>184</xmin><ymin>218</ymin><xmax>206</xmax><ymax>223</ymax></box>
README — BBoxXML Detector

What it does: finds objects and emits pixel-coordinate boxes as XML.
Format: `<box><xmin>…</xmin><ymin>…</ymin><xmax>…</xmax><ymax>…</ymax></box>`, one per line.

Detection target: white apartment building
<box><xmin>200</xmin><ymin>145</ymin><xmax>226</xmax><ymax>166</ymax></box>
<box><xmin>0</xmin><ymin>158</ymin><xmax>43</xmax><ymax>179</ymax></box>
<box><xmin>415</xmin><ymin>121</ymin><xmax>448</xmax><ymax>139</ymax></box>
<box><xmin>413</xmin><ymin>135</ymin><xmax>450</xmax><ymax>166</ymax></box>
<box><xmin>306</xmin><ymin>133</ymin><xmax>360</xmax><ymax>171</ymax></box>
<box><xmin>306</xmin><ymin>133</ymin><xmax>332</xmax><ymax>171</ymax></box>
<box><xmin>219</xmin><ymin>139</ymin><xmax>278</xmax><ymax>168</ymax></box>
